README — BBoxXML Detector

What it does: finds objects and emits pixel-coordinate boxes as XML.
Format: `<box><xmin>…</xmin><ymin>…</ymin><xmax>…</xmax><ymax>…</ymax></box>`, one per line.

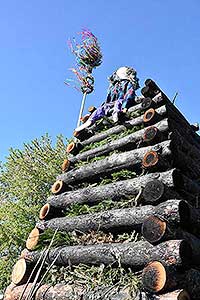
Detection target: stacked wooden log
<box><xmin>5</xmin><ymin>79</ymin><xmax>200</xmax><ymax>300</ymax></box>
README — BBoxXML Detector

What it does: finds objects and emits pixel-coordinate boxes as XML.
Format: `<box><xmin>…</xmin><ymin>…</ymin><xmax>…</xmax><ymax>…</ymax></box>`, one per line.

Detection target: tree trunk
<box><xmin>56</xmin><ymin>140</ymin><xmax>172</xmax><ymax>190</ymax></box>
<box><xmin>141</xmin><ymin>179</ymin><xmax>180</xmax><ymax>204</ymax></box>
<box><xmin>47</xmin><ymin>169</ymin><xmax>183</xmax><ymax>209</ymax></box>
<box><xmin>87</xmin><ymin>104</ymin><xmax>167</xmax><ymax>134</ymax></box>
<box><xmin>68</xmin><ymin>118</ymin><xmax>170</xmax><ymax>166</ymax></box>
<box><xmin>23</xmin><ymin>240</ymin><xmax>191</xmax><ymax>269</ymax></box>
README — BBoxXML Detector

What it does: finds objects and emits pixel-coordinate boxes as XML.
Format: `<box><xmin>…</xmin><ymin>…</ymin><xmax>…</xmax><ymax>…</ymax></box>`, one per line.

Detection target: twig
<box><xmin>172</xmin><ymin>92</ymin><xmax>178</xmax><ymax>105</ymax></box>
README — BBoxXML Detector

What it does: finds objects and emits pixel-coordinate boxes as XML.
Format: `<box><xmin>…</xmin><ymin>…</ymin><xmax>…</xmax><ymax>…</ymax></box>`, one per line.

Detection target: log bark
<box><xmin>37</xmin><ymin>200</ymin><xmax>188</xmax><ymax>234</ymax></box>
<box><xmin>170</xmin><ymin>130</ymin><xmax>200</xmax><ymax>163</ymax></box>
<box><xmin>4</xmin><ymin>283</ymin><xmax>142</xmax><ymax>300</ymax></box>
<box><xmin>23</xmin><ymin>240</ymin><xmax>191</xmax><ymax>269</ymax></box>
<box><xmin>68</xmin><ymin>118</ymin><xmax>170</xmax><ymax>166</ymax></box>
<box><xmin>151</xmin><ymin>290</ymin><xmax>190</xmax><ymax>300</ymax></box>
<box><xmin>169</xmin><ymin>117</ymin><xmax>200</xmax><ymax>153</ymax></box>
<box><xmin>142</xmin><ymin>261</ymin><xmax>200</xmax><ymax>299</ymax></box>
<box><xmin>78</xmin><ymin>105</ymin><xmax>168</xmax><ymax>144</ymax></box>
<box><xmin>56</xmin><ymin>140</ymin><xmax>172</xmax><ymax>190</ymax></box>
<box><xmin>48</xmin><ymin>169</ymin><xmax>183</xmax><ymax>209</ymax></box>
<box><xmin>4</xmin><ymin>283</ymin><xmax>190</xmax><ymax>300</ymax></box>
<box><xmin>172</xmin><ymin>147</ymin><xmax>200</xmax><ymax>180</ymax></box>
<box><xmin>143</xmin><ymin>80</ymin><xmax>200</xmax><ymax>144</ymax></box>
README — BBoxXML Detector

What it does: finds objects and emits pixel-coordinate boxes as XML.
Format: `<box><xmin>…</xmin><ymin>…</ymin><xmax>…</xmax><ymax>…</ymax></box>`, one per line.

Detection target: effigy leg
<box><xmin>75</xmin><ymin>105</ymin><xmax>106</xmax><ymax>132</ymax></box>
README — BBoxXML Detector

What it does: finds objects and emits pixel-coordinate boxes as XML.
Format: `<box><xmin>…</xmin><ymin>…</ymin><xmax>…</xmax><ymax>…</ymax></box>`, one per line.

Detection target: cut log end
<box><xmin>73</xmin><ymin>130</ymin><xmax>80</xmax><ymax>138</ymax></box>
<box><xmin>11</xmin><ymin>258</ymin><xmax>28</xmax><ymax>285</ymax></box>
<box><xmin>66</xmin><ymin>142</ymin><xmax>76</xmax><ymax>154</ymax></box>
<box><xmin>142</xmin><ymin>180</ymin><xmax>165</xmax><ymax>203</ymax></box>
<box><xmin>26</xmin><ymin>227</ymin><xmax>41</xmax><ymax>250</ymax></box>
<box><xmin>142</xmin><ymin>151</ymin><xmax>159</xmax><ymax>168</ymax></box>
<box><xmin>51</xmin><ymin>180</ymin><xmax>66</xmax><ymax>195</ymax></box>
<box><xmin>145</xmin><ymin>79</ymin><xmax>157</xmax><ymax>89</ymax></box>
<box><xmin>141</xmin><ymin>97</ymin><xmax>152</xmax><ymax>110</ymax></box>
<box><xmin>143</xmin><ymin>126</ymin><xmax>158</xmax><ymax>142</ymax></box>
<box><xmin>61</xmin><ymin>159</ymin><xmax>70</xmax><ymax>172</ymax></box>
<box><xmin>39</xmin><ymin>203</ymin><xmax>50</xmax><ymax>220</ymax></box>
<box><xmin>143</xmin><ymin>108</ymin><xmax>156</xmax><ymax>123</ymax></box>
<box><xmin>142</xmin><ymin>261</ymin><xmax>166</xmax><ymax>293</ymax></box>
<box><xmin>142</xmin><ymin>216</ymin><xmax>166</xmax><ymax>243</ymax></box>
<box><xmin>141</xmin><ymin>86</ymin><xmax>150</xmax><ymax>98</ymax></box>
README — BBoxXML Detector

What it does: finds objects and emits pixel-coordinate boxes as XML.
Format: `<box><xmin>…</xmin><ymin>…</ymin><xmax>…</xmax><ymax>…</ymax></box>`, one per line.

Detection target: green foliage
<box><xmin>65</xmin><ymin>194</ymin><xmax>137</xmax><ymax>218</ymax></box>
<box><xmin>43</xmin><ymin>230</ymin><xmax>141</xmax><ymax>290</ymax></box>
<box><xmin>44</xmin><ymin>262</ymin><xmax>140</xmax><ymax>292</ymax></box>
<box><xmin>79</xmin><ymin>124</ymin><xmax>144</xmax><ymax>155</ymax></box>
<box><xmin>0</xmin><ymin>134</ymin><xmax>68</xmax><ymax>292</ymax></box>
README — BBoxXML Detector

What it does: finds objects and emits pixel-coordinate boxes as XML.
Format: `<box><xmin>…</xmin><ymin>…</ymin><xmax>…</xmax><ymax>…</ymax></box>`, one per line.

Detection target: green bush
<box><xmin>0</xmin><ymin>134</ymin><xmax>67</xmax><ymax>291</ymax></box>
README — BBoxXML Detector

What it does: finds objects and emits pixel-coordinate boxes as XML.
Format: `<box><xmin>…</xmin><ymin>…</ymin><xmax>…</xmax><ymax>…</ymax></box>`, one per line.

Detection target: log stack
<box><xmin>5</xmin><ymin>79</ymin><xmax>200</xmax><ymax>300</ymax></box>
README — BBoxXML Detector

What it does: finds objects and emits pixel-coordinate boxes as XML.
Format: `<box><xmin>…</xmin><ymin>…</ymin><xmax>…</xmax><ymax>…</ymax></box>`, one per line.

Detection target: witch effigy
<box><xmin>65</xmin><ymin>30</ymin><xmax>141</xmax><ymax>133</ymax></box>
<box><xmin>75</xmin><ymin>66</ymin><xmax>140</xmax><ymax>132</ymax></box>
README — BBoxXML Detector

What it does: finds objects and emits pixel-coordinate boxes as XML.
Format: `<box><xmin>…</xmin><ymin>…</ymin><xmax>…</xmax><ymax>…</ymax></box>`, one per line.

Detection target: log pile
<box><xmin>4</xmin><ymin>79</ymin><xmax>200</xmax><ymax>300</ymax></box>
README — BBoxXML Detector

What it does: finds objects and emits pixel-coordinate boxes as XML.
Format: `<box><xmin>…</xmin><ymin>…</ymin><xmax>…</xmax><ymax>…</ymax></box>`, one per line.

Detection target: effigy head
<box><xmin>109</xmin><ymin>66</ymin><xmax>140</xmax><ymax>90</ymax></box>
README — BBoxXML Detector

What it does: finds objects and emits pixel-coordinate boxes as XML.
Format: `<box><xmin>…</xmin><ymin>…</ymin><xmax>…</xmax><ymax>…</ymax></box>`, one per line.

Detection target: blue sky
<box><xmin>0</xmin><ymin>0</ymin><xmax>200</xmax><ymax>161</ymax></box>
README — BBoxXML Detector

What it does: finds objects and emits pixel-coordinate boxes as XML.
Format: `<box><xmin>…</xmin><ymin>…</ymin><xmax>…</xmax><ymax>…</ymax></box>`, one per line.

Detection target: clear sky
<box><xmin>0</xmin><ymin>0</ymin><xmax>200</xmax><ymax>161</ymax></box>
